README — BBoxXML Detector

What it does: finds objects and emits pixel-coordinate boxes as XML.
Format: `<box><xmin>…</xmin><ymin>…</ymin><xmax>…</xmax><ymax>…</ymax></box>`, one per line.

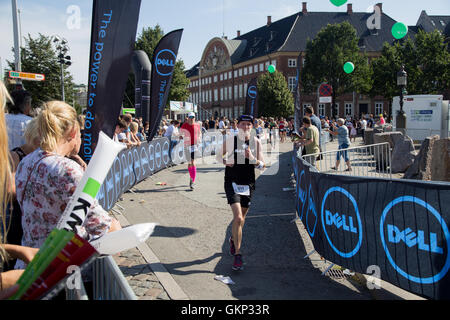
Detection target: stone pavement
<box><xmin>112</xmin><ymin>248</ymin><xmax>170</xmax><ymax>300</ymax></box>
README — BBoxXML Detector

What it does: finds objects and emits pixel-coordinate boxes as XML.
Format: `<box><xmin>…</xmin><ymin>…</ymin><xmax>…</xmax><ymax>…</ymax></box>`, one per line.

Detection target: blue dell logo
<box><xmin>248</xmin><ymin>86</ymin><xmax>257</xmax><ymax>99</ymax></box>
<box><xmin>155</xmin><ymin>49</ymin><xmax>176</xmax><ymax>76</ymax></box>
<box><xmin>380</xmin><ymin>196</ymin><xmax>450</xmax><ymax>284</ymax></box>
<box><xmin>321</xmin><ymin>187</ymin><xmax>363</xmax><ymax>258</ymax></box>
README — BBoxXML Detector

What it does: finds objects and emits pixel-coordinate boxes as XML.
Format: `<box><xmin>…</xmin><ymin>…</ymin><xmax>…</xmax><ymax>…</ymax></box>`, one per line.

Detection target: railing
<box><xmin>298</xmin><ymin>142</ymin><xmax>392</xmax><ymax>179</ymax></box>
<box><xmin>65</xmin><ymin>256</ymin><xmax>137</xmax><ymax>300</ymax></box>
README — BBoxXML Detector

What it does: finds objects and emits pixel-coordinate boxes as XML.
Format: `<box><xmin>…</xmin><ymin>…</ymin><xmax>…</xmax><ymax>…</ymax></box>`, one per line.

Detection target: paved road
<box><xmin>117</xmin><ymin>140</ymin><xmax>375</xmax><ymax>300</ymax></box>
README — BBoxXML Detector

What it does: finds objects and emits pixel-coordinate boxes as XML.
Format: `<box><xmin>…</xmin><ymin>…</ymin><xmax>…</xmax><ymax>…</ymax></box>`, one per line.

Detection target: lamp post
<box><xmin>396</xmin><ymin>65</ymin><xmax>407</xmax><ymax>133</ymax></box>
<box><xmin>196</xmin><ymin>65</ymin><xmax>204</xmax><ymax>120</ymax></box>
<box><xmin>54</xmin><ymin>36</ymin><xmax>71</xmax><ymax>102</ymax></box>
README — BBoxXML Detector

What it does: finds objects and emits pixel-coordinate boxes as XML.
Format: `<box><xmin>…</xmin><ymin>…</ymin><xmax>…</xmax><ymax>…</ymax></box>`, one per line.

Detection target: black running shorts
<box><xmin>224</xmin><ymin>181</ymin><xmax>254</xmax><ymax>208</ymax></box>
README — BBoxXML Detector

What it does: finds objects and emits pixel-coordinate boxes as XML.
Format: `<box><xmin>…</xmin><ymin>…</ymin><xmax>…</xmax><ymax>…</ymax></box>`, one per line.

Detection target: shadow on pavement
<box><xmin>211</xmin><ymin>149</ymin><xmax>371</xmax><ymax>300</ymax></box>
<box><xmin>151</xmin><ymin>225</ymin><xmax>198</xmax><ymax>238</ymax></box>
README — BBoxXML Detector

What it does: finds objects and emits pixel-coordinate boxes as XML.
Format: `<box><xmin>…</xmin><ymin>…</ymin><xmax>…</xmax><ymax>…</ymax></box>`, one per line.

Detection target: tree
<box><xmin>371</xmin><ymin>30</ymin><xmax>450</xmax><ymax>116</ymax></box>
<box><xmin>6</xmin><ymin>33</ymin><xmax>75</xmax><ymax>108</ymax></box>
<box><xmin>257</xmin><ymin>70</ymin><xmax>294</xmax><ymax>118</ymax></box>
<box><xmin>301</xmin><ymin>22</ymin><xmax>372</xmax><ymax>117</ymax></box>
<box><xmin>123</xmin><ymin>25</ymin><xmax>190</xmax><ymax>108</ymax></box>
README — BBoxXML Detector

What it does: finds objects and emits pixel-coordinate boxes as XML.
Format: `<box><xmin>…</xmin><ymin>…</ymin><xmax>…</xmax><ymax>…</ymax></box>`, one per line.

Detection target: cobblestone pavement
<box><xmin>112</xmin><ymin>248</ymin><xmax>170</xmax><ymax>300</ymax></box>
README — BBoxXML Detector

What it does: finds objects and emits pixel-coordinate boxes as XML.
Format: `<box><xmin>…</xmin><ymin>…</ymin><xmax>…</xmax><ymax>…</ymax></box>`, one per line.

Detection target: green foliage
<box><xmin>257</xmin><ymin>71</ymin><xmax>294</xmax><ymax>118</ymax></box>
<box><xmin>168</xmin><ymin>60</ymin><xmax>191</xmax><ymax>103</ymax></box>
<box><xmin>6</xmin><ymin>33</ymin><xmax>75</xmax><ymax>108</ymax></box>
<box><xmin>301</xmin><ymin>22</ymin><xmax>372</xmax><ymax>107</ymax></box>
<box><xmin>371</xmin><ymin>30</ymin><xmax>450</xmax><ymax>98</ymax></box>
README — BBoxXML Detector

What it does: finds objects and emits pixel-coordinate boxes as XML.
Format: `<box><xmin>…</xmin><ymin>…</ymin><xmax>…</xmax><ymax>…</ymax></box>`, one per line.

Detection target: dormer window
<box><xmin>269</xmin><ymin>31</ymin><xmax>277</xmax><ymax>42</ymax></box>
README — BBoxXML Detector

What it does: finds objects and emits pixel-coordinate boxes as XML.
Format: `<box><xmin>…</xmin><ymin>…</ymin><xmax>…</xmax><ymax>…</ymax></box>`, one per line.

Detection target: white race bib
<box><xmin>232</xmin><ymin>182</ymin><xmax>250</xmax><ymax>196</ymax></box>
<box><xmin>189</xmin><ymin>145</ymin><xmax>198</xmax><ymax>153</ymax></box>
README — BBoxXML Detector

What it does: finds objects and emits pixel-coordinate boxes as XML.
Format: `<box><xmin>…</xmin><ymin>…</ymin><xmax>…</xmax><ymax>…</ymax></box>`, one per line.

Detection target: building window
<box><xmin>345</xmin><ymin>103</ymin><xmax>353</xmax><ymax>116</ymax></box>
<box><xmin>249</xmin><ymin>66</ymin><xmax>253</xmax><ymax>74</ymax></box>
<box><xmin>220</xmin><ymin>88</ymin><xmax>224</xmax><ymax>101</ymax></box>
<box><xmin>214</xmin><ymin>75</ymin><xmax>218</xmax><ymax>83</ymax></box>
<box><xmin>239</xmin><ymin>84</ymin><xmax>243</xmax><ymax>98</ymax></box>
<box><xmin>224</xmin><ymin>72</ymin><xmax>228</xmax><ymax>81</ymax></box>
<box><xmin>375</xmin><ymin>102</ymin><xmax>383</xmax><ymax>116</ymax></box>
<box><xmin>288</xmin><ymin>77</ymin><xmax>296</xmax><ymax>92</ymax></box>
<box><xmin>239</xmin><ymin>69</ymin><xmax>243</xmax><ymax>77</ymax></box>
<box><xmin>259</xmin><ymin>63</ymin><xmax>264</xmax><ymax>72</ymax></box>
<box><xmin>214</xmin><ymin>89</ymin><xmax>218</xmax><ymax>102</ymax></box>
<box><xmin>234</xmin><ymin>85</ymin><xmax>238</xmax><ymax>99</ymax></box>
<box><xmin>271</xmin><ymin>60</ymin><xmax>276</xmax><ymax>67</ymax></box>
<box><xmin>244</xmin><ymin>83</ymin><xmax>247</xmax><ymax>96</ymax></box>
<box><xmin>229</xmin><ymin>71</ymin><xmax>232</xmax><ymax>79</ymax></box>
<box><xmin>288</xmin><ymin>59</ymin><xmax>297</xmax><ymax>68</ymax></box>
<box><xmin>229</xmin><ymin>87</ymin><xmax>232</xmax><ymax>100</ymax></box>
<box><xmin>244</xmin><ymin>67</ymin><xmax>248</xmax><ymax>76</ymax></box>
<box><xmin>220</xmin><ymin>74</ymin><xmax>223</xmax><ymax>81</ymax></box>
<box><xmin>209</xmin><ymin>90</ymin><xmax>212</xmax><ymax>102</ymax></box>
<box><xmin>318</xmin><ymin>104</ymin><xmax>326</xmax><ymax>117</ymax></box>
<box><xmin>234</xmin><ymin>70</ymin><xmax>238</xmax><ymax>78</ymax></box>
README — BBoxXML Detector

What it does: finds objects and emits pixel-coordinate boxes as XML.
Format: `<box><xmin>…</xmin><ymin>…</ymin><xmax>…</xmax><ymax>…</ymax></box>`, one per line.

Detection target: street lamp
<box><xmin>396</xmin><ymin>65</ymin><xmax>407</xmax><ymax>132</ymax></box>
<box><xmin>196</xmin><ymin>65</ymin><xmax>204</xmax><ymax>120</ymax></box>
<box><xmin>53</xmin><ymin>36</ymin><xmax>71</xmax><ymax>102</ymax></box>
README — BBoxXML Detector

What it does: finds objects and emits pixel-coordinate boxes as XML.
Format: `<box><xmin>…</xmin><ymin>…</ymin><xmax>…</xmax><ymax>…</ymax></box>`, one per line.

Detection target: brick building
<box><xmin>185</xmin><ymin>2</ymin><xmax>449</xmax><ymax>120</ymax></box>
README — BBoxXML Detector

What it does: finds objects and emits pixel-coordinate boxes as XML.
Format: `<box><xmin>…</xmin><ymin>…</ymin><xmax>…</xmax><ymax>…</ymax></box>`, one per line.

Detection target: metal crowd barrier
<box><xmin>299</xmin><ymin>142</ymin><xmax>392</xmax><ymax>179</ymax></box>
<box><xmin>65</xmin><ymin>256</ymin><xmax>137</xmax><ymax>300</ymax></box>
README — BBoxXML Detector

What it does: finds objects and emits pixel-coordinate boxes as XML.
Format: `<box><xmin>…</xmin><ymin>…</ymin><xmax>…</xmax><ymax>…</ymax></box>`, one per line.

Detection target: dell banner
<box><xmin>293</xmin><ymin>151</ymin><xmax>450</xmax><ymax>299</ymax></box>
<box><xmin>147</xmin><ymin>29</ymin><xmax>184</xmax><ymax>142</ymax></box>
<box><xmin>244</xmin><ymin>77</ymin><xmax>258</xmax><ymax>118</ymax></box>
<box><xmin>293</xmin><ymin>54</ymin><xmax>302</xmax><ymax>133</ymax></box>
<box><xmin>81</xmin><ymin>0</ymin><xmax>142</xmax><ymax>162</ymax></box>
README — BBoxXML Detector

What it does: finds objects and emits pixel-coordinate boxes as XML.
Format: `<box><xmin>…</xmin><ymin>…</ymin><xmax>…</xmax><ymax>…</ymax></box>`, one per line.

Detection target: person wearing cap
<box><xmin>217</xmin><ymin>114</ymin><xmax>265</xmax><ymax>271</ymax></box>
<box><xmin>180</xmin><ymin>112</ymin><xmax>202</xmax><ymax>190</ymax></box>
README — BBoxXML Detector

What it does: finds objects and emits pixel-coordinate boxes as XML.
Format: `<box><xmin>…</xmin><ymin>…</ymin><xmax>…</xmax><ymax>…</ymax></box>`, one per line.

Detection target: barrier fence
<box><xmin>301</xmin><ymin>142</ymin><xmax>392</xmax><ymax>179</ymax></box>
<box><xmin>292</xmin><ymin>145</ymin><xmax>450</xmax><ymax>300</ymax></box>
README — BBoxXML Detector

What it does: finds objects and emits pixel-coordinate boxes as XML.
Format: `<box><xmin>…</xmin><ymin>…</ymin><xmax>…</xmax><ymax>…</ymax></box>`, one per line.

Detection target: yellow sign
<box><xmin>9</xmin><ymin>71</ymin><xmax>45</xmax><ymax>81</ymax></box>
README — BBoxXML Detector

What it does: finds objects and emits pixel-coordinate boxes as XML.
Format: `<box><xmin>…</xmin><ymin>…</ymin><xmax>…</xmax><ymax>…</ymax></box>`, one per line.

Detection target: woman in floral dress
<box><xmin>14</xmin><ymin>101</ymin><xmax>121</xmax><ymax>269</ymax></box>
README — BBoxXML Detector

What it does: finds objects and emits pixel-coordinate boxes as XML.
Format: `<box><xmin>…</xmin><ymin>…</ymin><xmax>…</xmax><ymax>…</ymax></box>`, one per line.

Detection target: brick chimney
<box><xmin>237</xmin><ymin>30</ymin><xmax>241</xmax><ymax>37</ymax></box>
<box><xmin>302</xmin><ymin>2</ymin><xmax>307</xmax><ymax>15</ymax></box>
<box><xmin>267</xmin><ymin>16</ymin><xmax>272</xmax><ymax>26</ymax></box>
<box><xmin>376</xmin><ymin>3</ymin><xmax>382</xmax><ymax>13</ymax></box>
<box><xmin>347</xmin><ymin>3</ymin><xmax>353</xmax><ymax>14</ymax></box>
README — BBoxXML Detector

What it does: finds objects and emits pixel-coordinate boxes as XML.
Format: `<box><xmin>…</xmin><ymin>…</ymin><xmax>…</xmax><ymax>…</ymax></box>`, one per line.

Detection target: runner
<box><xmin>217</xmin><ymin>114</ymin><xmax>265</xmax><ymax>271</ymax></box>
<box><xmin>180</xmin><ymin>112</ymin><xmax>202</xmax><ymax>190</ymax></box>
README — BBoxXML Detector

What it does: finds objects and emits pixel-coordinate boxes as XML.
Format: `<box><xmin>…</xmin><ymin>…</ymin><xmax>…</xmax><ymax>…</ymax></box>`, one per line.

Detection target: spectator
<box><xmin>113</xmin><ymin>118</ymin><xmax>128</xmax><ymax>143</ymax></box>
<box><xmin>14</xmin><ymin>101</ymin><xmax>122</xmax><ymax>269</ymax></box>
<box><xmin>5</xmin><ymin>90</ymin><xmax>33</xmax><ymax>150</ymax></box>
<box><xmin>165</xmin><ymin>120</ymin><xmax>180</xmax><ymax>162</ymax></box>
<box><xmin>298</xmin><ymin>116</ymin><xmax>320</xmax><ymax>167</ymax></box>
<box><xmin>367</xmin><ymin>114</ymin><xmax>375</xmax><ymax>128</ymax></box>
<box><xmin>208</xmin><ymin>118</ymin><xmax>216</xmax><ymax>130</ymax></box>
<box><xmin>349</xmin><ymin>120</ymin><xmax>357</xmax><ymax>143</ymax></box>
<box><xmin>304</xmin><ymin>107</ymin><xmax>322</xmax><ymax>147</ymax></box>
<box><xmin>129</xmin><ymin>122</ymin><xmax>142</xmax><ymax>145</ymax></box>
<box><xmin>328</xmin><ymin>118</ymin><xmax>352</xmax><ymax>172</ymax></box>
<box><xmin>0</xmin><ymin>81</ymin><xmax>38</xmax><ymax>297</ymax></box>
<box><xmin>360</xmin><ymin>117</ymin><xmax>367</xmax><ymax>141</ymax></box>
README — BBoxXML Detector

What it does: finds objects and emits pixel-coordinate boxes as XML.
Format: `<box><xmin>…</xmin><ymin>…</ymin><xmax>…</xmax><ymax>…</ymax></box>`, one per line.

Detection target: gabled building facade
<box><xmin>185</xmin><ymin>2</ymin><xmax>448</xmax><ymax>120</ymax></box>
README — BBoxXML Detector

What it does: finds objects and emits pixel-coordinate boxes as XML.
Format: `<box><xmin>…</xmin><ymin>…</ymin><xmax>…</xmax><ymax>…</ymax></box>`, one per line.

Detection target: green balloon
<box><xmin>268</xmin><ymin>65</ymin><xmax>276</xmax><ymax>73</ymax></box>
<box><xmin>343</xmin><ymin>62</ymin><xmax>355</xmax><ymax>74</ymax></box>
<box><xmin>392</xmin><ymin>22</ymin><xmax>408</xmax><ymax>40</ymax></box>
<box><xmin>330</xmin><ymin>0</ymin><xmax>347</xmax><ymax>7</ymax></box>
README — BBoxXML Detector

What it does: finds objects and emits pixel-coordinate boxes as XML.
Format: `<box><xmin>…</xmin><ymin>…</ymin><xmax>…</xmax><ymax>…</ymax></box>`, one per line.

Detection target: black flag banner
<box><xmin>147</xmin><ymin>29</ymin><xmax>184</xmax><ymax>142</ymax></box>
<box><xmin>81</xmin><ymin>0</ymin><xmax>142</xmax><ymax>162</ymax></box>
<box><xmin>244</xmin><ymin>77</ymin><xmax>258</xmax><ymax>118</ymax></box>
<box><xmin>293</xmin><ymin>54</ymin><xmax>302</xmax><ymax>133</ymax></box>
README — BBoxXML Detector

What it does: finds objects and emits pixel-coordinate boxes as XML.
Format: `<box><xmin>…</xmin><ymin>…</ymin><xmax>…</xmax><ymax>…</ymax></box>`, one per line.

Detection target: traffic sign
<box><xmin>319</xmin><ymin>96</ymin><xmax>332</xmax><ymax>103</ymax></box>
<box><xmin>319</xmin><ymin>83</ymin><xmax>332</xmax><ymax>97</ymax></box>
<box><xmin>9</xmin><ymin>71</ymin><xmax>45</xmax><ymax>82</ymax></box>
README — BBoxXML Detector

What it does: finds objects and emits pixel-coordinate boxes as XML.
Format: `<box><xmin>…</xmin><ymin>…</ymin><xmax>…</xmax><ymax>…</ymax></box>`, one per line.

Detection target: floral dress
<box><xmin>14</xmin><ymin>148</ymin><xmax>112</xmax><ymax>269</ymax></box>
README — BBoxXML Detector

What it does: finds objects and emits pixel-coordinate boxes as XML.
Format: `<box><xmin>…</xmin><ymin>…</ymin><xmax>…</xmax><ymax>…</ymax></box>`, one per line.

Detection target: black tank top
<box><xmin>225</xmin><ymin>136</ymin><xmax>256</xmax><ymax>186</ymax></box>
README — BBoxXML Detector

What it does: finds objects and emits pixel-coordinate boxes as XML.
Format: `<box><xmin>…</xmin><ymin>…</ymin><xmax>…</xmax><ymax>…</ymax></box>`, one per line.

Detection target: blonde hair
<box><xmin>0</xmin><ymin>81</ymin><xmax>13</xmax><ymax>260</ymax></box>
<box><xmin>129</xmin><ymin>122</ymin><xmax>138</xmax><ymax>134</ymax></box>
<box><xmin>24</xmin><ymin>118</ymin><xmax>40</xmax><ymax>147</ymax></box>
<box><xmin>37</xmin><ymin>101</ymin><xmax>78</xmax><ymax>152</ymax></box>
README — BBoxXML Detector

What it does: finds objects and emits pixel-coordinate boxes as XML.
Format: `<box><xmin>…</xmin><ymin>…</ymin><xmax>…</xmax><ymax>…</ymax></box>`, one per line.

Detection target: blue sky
<box><xmin>1</xmin><ymin>0</ymin><xmax>449</xmax><ymax>84</ymax></box>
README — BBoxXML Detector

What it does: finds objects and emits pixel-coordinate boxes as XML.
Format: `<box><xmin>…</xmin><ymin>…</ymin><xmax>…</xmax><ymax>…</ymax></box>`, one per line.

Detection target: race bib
<box><xmin>232</xmin><ymin>182</ymin><xmax>250</xmax><ymax>196</ymax></box>
<box><xmin>189</xmin><ymin>145</ymin><xmax>198</xmax><ymax>153</ymax></box>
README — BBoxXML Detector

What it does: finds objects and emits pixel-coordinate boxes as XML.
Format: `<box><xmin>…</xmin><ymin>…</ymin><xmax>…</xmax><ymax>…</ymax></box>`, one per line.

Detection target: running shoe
<box><xmin>229</xmin><ymin>237</ymin><xmax>236</xmax><ymax>256</ymax></box>
<box><xmin>232</xmin><ymin>254</ymin><xmax>244</xmax><ymax>271</ymax></box>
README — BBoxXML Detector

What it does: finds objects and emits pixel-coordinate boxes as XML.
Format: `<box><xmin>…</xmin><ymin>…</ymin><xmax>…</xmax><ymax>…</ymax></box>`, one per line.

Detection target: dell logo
<box><xmin>155</xmin><ymin>49</ymin><xmax>177</xmax><ymax>76</ymax></box>
<box><xmin>325</xmin><ymin>211</ymin><xmax>357</xmax><ymax>234</ymax></box>
<box><xmin>387</xmin><ymin>225</ymin><xmax>443</xmax><ymax>254</ymax></box>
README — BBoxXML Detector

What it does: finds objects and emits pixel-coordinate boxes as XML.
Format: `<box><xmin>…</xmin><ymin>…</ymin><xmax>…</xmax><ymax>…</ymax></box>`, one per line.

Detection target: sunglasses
<box><xmin>188</xmin><ymin>116</ymin><xmax>195</xmax><ymax>119</ymax></box>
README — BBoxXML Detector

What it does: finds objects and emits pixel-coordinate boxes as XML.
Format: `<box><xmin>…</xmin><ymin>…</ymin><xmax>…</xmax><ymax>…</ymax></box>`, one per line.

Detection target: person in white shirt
<box><xmin>360</xmin><ymin>118</ymin><xmax>367</xmax><ymax>142</ymax></box>
<box><xmin>164</xmin><ymin>120</ymin><xmax>180</xmax><ymax>163</ymax></box>
<box><xmin>5</xmin><ymin>90</ymin><xmax>32</xmax><ymax>150</ymax></box>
